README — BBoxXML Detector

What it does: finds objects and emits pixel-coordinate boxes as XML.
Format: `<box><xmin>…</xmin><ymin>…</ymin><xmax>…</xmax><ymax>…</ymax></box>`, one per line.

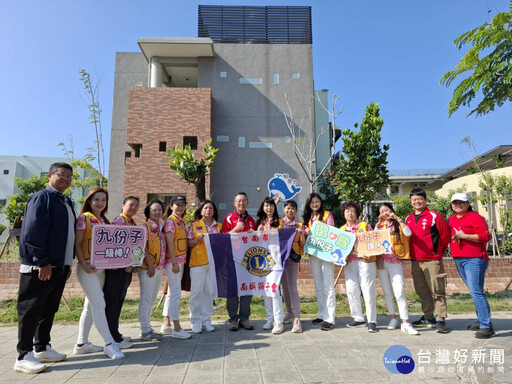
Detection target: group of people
<box><xmin>14</xmin><ymin>162</ymin><xmax>495</xmax><ymax>375</ymax></box>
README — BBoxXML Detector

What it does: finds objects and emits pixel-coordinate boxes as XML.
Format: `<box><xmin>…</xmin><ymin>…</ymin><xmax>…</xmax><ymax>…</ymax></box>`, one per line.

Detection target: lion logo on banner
<box><xmin>242</xmin><ymin>246</ymin><xmax>275</xmax><ymax>276</ymax></box>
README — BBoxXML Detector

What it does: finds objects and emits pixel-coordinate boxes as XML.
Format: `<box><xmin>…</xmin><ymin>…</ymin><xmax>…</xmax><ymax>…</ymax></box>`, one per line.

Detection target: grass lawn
<box><xmin>1</xmin><ymin>291</ymin><xmax>511</xmax><ymax>325</ymax></box>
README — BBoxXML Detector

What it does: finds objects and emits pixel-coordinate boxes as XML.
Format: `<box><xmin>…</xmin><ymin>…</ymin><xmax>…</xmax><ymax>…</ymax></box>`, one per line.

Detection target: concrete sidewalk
<box><xmin>0</xmin><ymin>313</ymin><xmax>511</xmax><ymax>384</ymax></box>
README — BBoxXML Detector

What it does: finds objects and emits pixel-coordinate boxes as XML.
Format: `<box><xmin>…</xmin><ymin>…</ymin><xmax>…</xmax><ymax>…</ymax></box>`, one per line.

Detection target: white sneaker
<box><xmin>104</xmin><ymin>343</ymin><xmax>125</xmax><ymax>360</ymax></box>
<box><xmin>73</xmin><ymin>342</ymin><xmax>103</xmax><ymax>355</ymax></box>
<box><xmin>160</xmin><ymin>325</ymin><xmax>173</xmax><ymax>335</ymax></box>
<box><xmin>401</xmin><ymin>322</ymin><xmax>420</xmax><ymax>335</ymax></box>
<box><xmin>13</xmin><ymin>352</ymin><xmax>47</xmax><ymax>374</ymax></box>
<box><xmin>116</xmin><ymin>339</ymin><xmax>133</xmax><ymax>349</ymax></box>
<box><xmin>263</xmin><ymin>318</ymin><xmax>274</xmax><ymax>330</ymax></box>
<box><xmin>192</xmin><ymin>324</ymin><xmax>202</xmax><ymax>334</ymax></box>
<box><xmin>122</xmin><ymin>336</ymin><xmax>132</xmax><ymax>342</ymax></box>
<box><xmin>171</xmin><ymin>329</ymin><xmax>191</xmax><ymax>339</ymax></box>
<box><xmin>272</xmin><ymin>322</ymin><xmax>284</xmax><ymax>335</ymax></box>
<box><xmin>387</xmin><ymin>318</ymin><xmax>399</xmax><ymax>330</ymax></box>
<box><xmin>203</xmin><ymin>322</ymin><xmax>215</xmax><ymax>332</ymax></box>
<box><xmin>33</xmin><ymin>345</ymin><xmax>66</xmax><ymax>362</ymax></box>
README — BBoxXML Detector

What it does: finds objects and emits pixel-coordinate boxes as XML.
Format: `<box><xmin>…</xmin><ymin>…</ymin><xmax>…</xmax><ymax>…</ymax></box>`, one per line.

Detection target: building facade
<box><xmin>108</xmin><ymin>6</ymin><xmax>329</xmax><ymax>222</ymax></box>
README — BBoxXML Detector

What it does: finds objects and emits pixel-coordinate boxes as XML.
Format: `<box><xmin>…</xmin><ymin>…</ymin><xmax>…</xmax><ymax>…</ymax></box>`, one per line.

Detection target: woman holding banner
<box><xmin>340</xmin><ymin>202</ymin><xmax>378</xmax><ymax>333</ymax></box>
<box><xmin>375</xmin><ymin>203</ymin><xmax>419</xmax><ymax>335</ymax></box>
<box><xmin>256</xmin><ymin>197</ymin><xmax>285</xmax><ymax>334</ymax></box>
<box><xmin>160</xmin><ymin>195</ymin><xmax>191</xmax><ymax>340</ymax></box>
<box><xmin>303</xmin><ymin>193</ymin><xmax>336</xmax><ymax>331</ymax></box>
<box><xmin>187</xmin><ymin>200</ymin><xmax>222</xmax><ymax>334</ymax></box>
<box><xmin>73</xmin><ymin>188</ymin><xmax>124</xmax><ymax>359</ymax></box>
<box><xmin>138</xmin><ymin>200</ymin><xmax>166</xmax><ymax>341</ymax></box>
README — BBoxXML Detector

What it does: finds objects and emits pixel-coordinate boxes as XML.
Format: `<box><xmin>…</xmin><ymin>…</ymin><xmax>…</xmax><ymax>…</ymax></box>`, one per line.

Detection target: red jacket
<box><xmin>222</xmin><ymin>211</ymin><xmax>256</xmax><ymax>233</ymax></box>
<box><xmin>406</xmin><ymin>209</ymin><xmax>450</xmax><ymax>261</ymax></box>
<box><xmin>448</xmin><ymin>211</ymin><xmax>490</xmax><ymax>261</ymax></box>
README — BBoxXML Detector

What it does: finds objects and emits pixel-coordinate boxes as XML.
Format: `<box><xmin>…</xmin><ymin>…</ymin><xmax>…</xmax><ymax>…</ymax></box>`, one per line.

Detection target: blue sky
<box><xmin>1</xmin><ymin>0</ymin><xmax>510</xmax><ymax>174</ymax></box>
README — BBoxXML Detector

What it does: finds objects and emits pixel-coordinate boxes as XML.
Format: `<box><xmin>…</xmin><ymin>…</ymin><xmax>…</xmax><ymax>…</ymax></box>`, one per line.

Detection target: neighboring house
<box><xmin>436</xmin><ymin>145</ymin><xmax>512</xmax><ymax>233</ymax></box>
<box><xmin>386</xmin><ymin>168</ymin><xmax>449</xmax><ymax>199</ymax></box>
<box><xmin>108</xmin><ymin>5</ymin><xmax>332</xmax><ymax>223</ymax></box>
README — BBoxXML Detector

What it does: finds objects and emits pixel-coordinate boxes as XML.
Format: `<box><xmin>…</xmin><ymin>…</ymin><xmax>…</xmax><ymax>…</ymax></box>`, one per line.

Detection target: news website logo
<box><xmin>383</xmin><ymin>345</ymin><xmax>415</xmax><ymax>374</ymax></box>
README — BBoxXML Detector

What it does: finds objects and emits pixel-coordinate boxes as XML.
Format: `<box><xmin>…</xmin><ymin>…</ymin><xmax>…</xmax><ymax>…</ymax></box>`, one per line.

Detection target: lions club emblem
<box><xmin>242</xmin><ymin>246</ymin><xmax>275</xmax><ymax>277</ymax></box>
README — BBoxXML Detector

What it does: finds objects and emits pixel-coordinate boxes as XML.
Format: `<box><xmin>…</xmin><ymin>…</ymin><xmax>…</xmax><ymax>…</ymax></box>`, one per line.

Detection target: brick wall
<box><xmin>1</xmin><ymin>257</ymin><xmax>510</xmax><ymax>300</ymax></box>
<box><xmin>125</xmin><ymin>87</ymin><xmax>212</xmax><ymax>223</ymax></box>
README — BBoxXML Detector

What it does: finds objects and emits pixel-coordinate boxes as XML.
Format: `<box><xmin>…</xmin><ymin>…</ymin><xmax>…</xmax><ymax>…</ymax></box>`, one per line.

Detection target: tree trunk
<box><xmin>195</xmin><ymin>175</ymin><xmax>206</xmax><ymax>203</ymax></box>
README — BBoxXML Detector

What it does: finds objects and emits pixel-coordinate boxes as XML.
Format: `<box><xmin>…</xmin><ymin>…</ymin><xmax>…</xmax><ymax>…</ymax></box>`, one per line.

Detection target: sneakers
<box><xmin>346</xmin><ymin>320</ymin><xmax>366</xmax><ymax>328</ymax></box>
<box><xmin>321</xmin><ymin>321</ymin><xmax>335</xmax><ymax>331</ymax></box>
<box><xmin>160</xmin><ymin>324</ymin><xmax>173</xmax><ymax>335</ymax></box>
<box><xmin>283</xmin><ymin>312</ymin><xmax>294</xmax><ymax>324</ymax></box>
<box><xmin>474</xmin><ymin>328</ymin><xmax>495</xmax><ymax>339</ymax></box>
<box><xmin>467</xmin><ymin>321</ymin><xmax>480</xmax><ymax>331</ymax></box>
<box><xmin>312</xmin><ymin>318</ymin><xmax>323</xmax><ymax>325</ymax></box>
<box><xmin>387</xmin><ymin>318</ymin><xmax>399</xmax><ymax>330</ymax></box>
<box><xmin>239</xmin><ymin>320</ymin><xmax>254</xmax><ymax>330</ymax></box>
<box><xmin>13</xmin><ymin>352</ymin><xmax>47</xmax><ymax>374</ymax></box>
<box><xmin>228</xmin><ymin>320</ymin><xmax>239</xmax><ymax>332</ymax></box>
<box><xmin>140</xmin><ymin>329</ymin><xmax>162</xmax><ymax>341</ymax></box>
<box><xmin>436</xmin><ymin>321</ymin><xmax>448</xmax><ymax>334</ymax></box>
<box><xmin>104</xmin><ymin>343</ymin><xmax>125</xmax><ymax>360</ymax></box>
<box><xmin>171</xmin><ymin>329</ymin><xmax>191</xmax><ymax>339</ymax></box>
<box><xmin>192</xmin><ymin>324</ymin><xmax>202</xmax><ymax>334</ymax></box>
<box><xmin>33</xmin><ymin>345</ymin><xmax>66</xmax><ymax>362</ymax></box>
<box><xmin>401</xmin><ymin>322</ymin><xmax>420</xmax><ymax>335</ymax></box>
<box><xmin>412</xmin><ymin>315</ymin><xmax>436</xmax><ymax>328</ymax></box>
<box><xmin>203</xmin><ymin>322</ymin><xmax>216</xmax><ymax>332</ymax></box>
<box><xmin>272</xmin><ymin>322</ymin><xmax>284</xmax><ymax>334</ymax></box>
<box><xmin>116</xmin><ymin>339</ymin><xmax>133</xmax><ymax>349</ymax></box>
<box><xmin>291</xmin><ymin>318</ymin><xmax>302</xmax><ymax>333</ymax></box>
<box><xmin>122</xmin><ymin>336</ymin><xmax>132</xmax><ymax>342</ymax></box>
<box><xmin>73</xmin><ymin>342</ymin><xmax>103</xmax><ymax>355</ymax></box>
<box><xmin>367</xmin><ymin>323</ymin><xmax>378</xmax><ymax>333</ymax></box>
<box><xmin>263</xmin><ymin>319</ymin><xmax>274</xmax><ymax>330</ymax></box>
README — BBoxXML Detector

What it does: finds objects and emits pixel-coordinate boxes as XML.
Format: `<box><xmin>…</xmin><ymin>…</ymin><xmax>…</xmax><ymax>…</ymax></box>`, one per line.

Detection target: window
<box><xmin>220</xmin><ymin>72</ymin><xmax>227</xmax><ymax>78</ymax></box>
<box><xmin>284</xmin><ymin>136</ymin><xmax>291</xmax><ymax>143</ymax></box>
<box><xmin>240</xmin><ymin>77</ymin><xmax>262</xmax><ymax>84</ymax></box>
<box><xmin>133</xmin><ymin>144</ymin><xmax>142</xmax><ymax>158</ymax></box>
<box><xmin>272</xmin><ymin>73</ymin><xmax>279</xmax><ymax>84</ymax></box>
<box><xmin>249</xmin><ymin>142</ymin><xmax>272</xmax><ymax>149</ymax></box>
<box><xmin>291</xmin><ymin>72</ymin><xmax>300</xmax><ymax>79</ymax></box>
<box><xmin>3</xmin><ymin>169</ymin><xmax>8</xmax><ymax>175</ymax></box>
<box><xmin>147</xmin><ymin>194</ymin><xmax>185</xmax><ymax>207</ymax></box>
<box><xmin>159</xmin><ymin>141</ymin><xmax>167</xmax><ymax>152</ymax></box>
<box><xmin>40</xmin><ymin>172</ymin><xmax>48</xmax><ymax>177</ymax></box>
<box><xmin>183</xmin><ymin>136</ymin><xmax>198</xmax><ymax>150</ymax></box>
<box><xmin>125</xmin><ymin>151</ymin><xmax>132</xmax><ymax>158</ymax></box>
<box><xmin>0</xmin><ymin>199</ymin><xmax>6</xmax><ymax>207</ymax></box>
<box><xmin>238</xmin><ymin>137</ymin><xmax>246</xmax><ymax>148</ymax></box>
<box><xmin>219</xmin><ymin>203</ymin><xmax>227</xmax><ymax>210</ymax></box>
<box><xmin>217</xmin><ymin>135</ymin><xmax>229</xmax><ymax>142</ymax></box>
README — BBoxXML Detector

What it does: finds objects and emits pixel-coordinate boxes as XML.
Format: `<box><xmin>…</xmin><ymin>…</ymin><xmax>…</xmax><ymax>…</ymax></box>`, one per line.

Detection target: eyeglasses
<box><xmin>52</xmin><ymin>172</ymin><xmax>74</xmax><ymax>180</ymax></box>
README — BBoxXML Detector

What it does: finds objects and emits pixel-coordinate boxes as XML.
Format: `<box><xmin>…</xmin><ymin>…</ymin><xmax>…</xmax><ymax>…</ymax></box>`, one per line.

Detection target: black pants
<box><xmin>17</xmin><ymin>266</ymin><xmax>69</xmax><ymax>357</ymax></box>
<box><xmin>104</xmin><ymin>269</ymin><xmax>132</xmax><ymax>342</ymax></box>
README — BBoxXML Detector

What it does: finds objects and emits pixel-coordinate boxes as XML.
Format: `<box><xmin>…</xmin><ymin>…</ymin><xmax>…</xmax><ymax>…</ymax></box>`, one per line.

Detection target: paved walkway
<box><xmin>1</xmin><ymin>313</ymin><xmax>511</xmax><ymax>384</ymax></box>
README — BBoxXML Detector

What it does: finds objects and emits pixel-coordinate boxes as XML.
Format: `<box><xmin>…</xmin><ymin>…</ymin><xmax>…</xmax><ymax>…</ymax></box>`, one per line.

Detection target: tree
<box><xmin>167</xmin><ymin>138</ymin><xmax>218</xmax><ymax>202</ymax></box>
<box><xmin>3</xmin><ymin>175</ymin><xmax>48</xmax><ymax>224</ymax></box>
<box><xmin>79</xmin><ymin>69</ymin><xmax>107</xmax><ymax>186</ymax></box>
<box><xmin>283</xmin><ymin>92</ymin><xmax>341</xmax><ymax>192</ymax></box>
<box><xmin>440</xmin><ymin>4</ymin><xmax>512</xmax><ymax>117</ymax></box>
<box><xmin>328</xmin><ymin>102</ymin><xmax>390</xmax><ymax>209</ymax></box>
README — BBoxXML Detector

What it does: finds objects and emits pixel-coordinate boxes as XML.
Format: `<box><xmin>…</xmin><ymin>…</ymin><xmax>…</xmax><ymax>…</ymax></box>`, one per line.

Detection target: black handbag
<box><xmin>289</xmin><ymin>250</ymin><xmax>302</xmax><ymax>263</ymax></box>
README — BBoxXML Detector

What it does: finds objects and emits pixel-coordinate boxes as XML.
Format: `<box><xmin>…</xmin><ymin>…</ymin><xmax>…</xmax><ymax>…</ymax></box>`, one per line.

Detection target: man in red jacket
<box><xmin>406</xmin><ymin>188</ymin><xmax>450</xmax><ymax>333</ymax></box>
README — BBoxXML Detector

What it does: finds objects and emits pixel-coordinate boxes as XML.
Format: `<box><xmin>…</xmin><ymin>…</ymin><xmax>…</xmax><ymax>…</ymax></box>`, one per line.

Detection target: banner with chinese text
<box><xmin>304</xmin><ymin>222</ymin><xmax>356</xmax><ymax>265</ymax></box>
<box><xmin>203</xmin><ymin>229</ymin><xmax>296</xmax><ymax>298</ymax></box>
<box><xmin>355</xmin><ymin>229</ymin><xmax>392</xmax><ymax>257</ymax></box>
<box><xmin>90</xmin><ymin>225</ymin><xmax>147</xmax><ymax>269</ymax></box>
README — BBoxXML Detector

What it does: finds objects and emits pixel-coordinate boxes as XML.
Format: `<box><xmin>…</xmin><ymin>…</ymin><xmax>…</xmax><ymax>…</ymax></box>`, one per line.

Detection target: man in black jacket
<box><xmin>14</xmin><ymin>162</ymin><xmax>76</xmax><ymax>374</ymax></box>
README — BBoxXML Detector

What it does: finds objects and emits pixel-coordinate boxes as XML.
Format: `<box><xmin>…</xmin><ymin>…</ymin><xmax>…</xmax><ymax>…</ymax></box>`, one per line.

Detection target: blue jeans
<box><xmin>453</xmin><ymin>257</ymin><xmax>493</xmax><ymax>329</ymax></box>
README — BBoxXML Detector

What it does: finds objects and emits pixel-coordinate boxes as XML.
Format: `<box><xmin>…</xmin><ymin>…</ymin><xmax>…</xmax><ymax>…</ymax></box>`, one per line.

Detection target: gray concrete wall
<box><xmin>108</xmin><ymin>53</ymin><xmax>148</xmax><ymax>219</ymax></box>
<box><xmin>314</xmin><ymin>89</ymin><xmax>331</xmax><ymax>177</ymax></box>
<box><xmin>198</xmin><ymin>44</ymin><xmax>314</xmax><ymax>217</ymax></box>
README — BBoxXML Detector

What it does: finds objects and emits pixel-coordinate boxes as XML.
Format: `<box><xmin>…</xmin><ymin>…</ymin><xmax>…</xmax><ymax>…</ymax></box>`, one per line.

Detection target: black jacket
<box><xmin>19</xmin><ymin>186</ymin><xmax>76</xmax><ymax>267</ymax></box>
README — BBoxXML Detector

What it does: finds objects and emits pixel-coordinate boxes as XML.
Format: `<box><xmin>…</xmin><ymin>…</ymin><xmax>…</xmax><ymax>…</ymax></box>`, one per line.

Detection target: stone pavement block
<box><xmin>224</xmin><ymin>358</ymin><xmax>260</xmax><ymax>372</ymax></box>
<box><xmin>187</xmin><ymin>358</ymin><xmax>223</xmax><ymax>372</ymax></box>
<box><xmin>224</xmin><ymin>371</ymin><xmax>263</xmax><ymax>384</ymax></box>
<box><xmin>103</xmin><ymin>378</ymin><xmax>146</xmax><ymax>384</ymax></box>
<box><xmin>297</xmin><ymin>368</ymin><xmax>342</xmax><ymax>383</ymax></box>
<box><xmin>258</xmin><ymin>357</ymin><xmax>295</xmax><ymax>371</ymax></box>
<box><xmin>261</xmin><ymin>370</ymin><xmax>302</xmax><ymax>383</ymax></box>
<box><xmin>182</xmin><ymin>372</ymin><xmax>223</xmax><ymax>384</ymax></box>
<box><xmin>336</xmin><ymin>369</ymin><xmax>381</xmax><ymax>383</ymax></box>
<box><xmin>109</xmin><ymin>363</ymin><xmax>153</xmax><ymax>377</ymax></box>
<box><xmin>292</xmin><ymin>357</ymin><xmax>331</xmax><ymax>370</ymax></box>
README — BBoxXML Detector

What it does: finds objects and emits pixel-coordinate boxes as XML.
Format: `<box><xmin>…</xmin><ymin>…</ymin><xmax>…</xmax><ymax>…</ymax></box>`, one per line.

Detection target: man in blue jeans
<box><xmin>14</xmin><ymin>163</ymin><xmax>76</xmax><ymax>374</ymax></box>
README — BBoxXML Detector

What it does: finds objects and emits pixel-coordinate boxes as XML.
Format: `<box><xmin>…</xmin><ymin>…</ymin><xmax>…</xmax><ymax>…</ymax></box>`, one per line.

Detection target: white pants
<box><xmin>189</xmin><ymin>264</ymin><xmax>214</xmax><ymax>327</ymax></box>
<box><xmin>163</xmin><ymin>263</ymin><xmax>184</xmax><ymax>320</ymax></box>
<box><xmin>76</xmin><ymin>266</ymin><xmax>114</xmax><ymax>345</ymax></box>
<box><xmin>377</xmin><ymin>262</ymin><xmax>409</xmax><ymax>320</ymax></box>
<box><xmin>263</xmin><ymin>295</ymin><xmax>284</xmax><ymax>323</ymax></box>
<box><xmin>138</xmin><ymin>268</ymin><xmax>163</xmax><ymax>334</ymax></box>
<box><xmin>345</xmin><ymin>259</ymin><xmax>377</xmax><ymax>323</ymax></box>
<box><xmin>310</xmin><ymin>256</ymin><xmax>336</xmax><ymax>324</ymax></box>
